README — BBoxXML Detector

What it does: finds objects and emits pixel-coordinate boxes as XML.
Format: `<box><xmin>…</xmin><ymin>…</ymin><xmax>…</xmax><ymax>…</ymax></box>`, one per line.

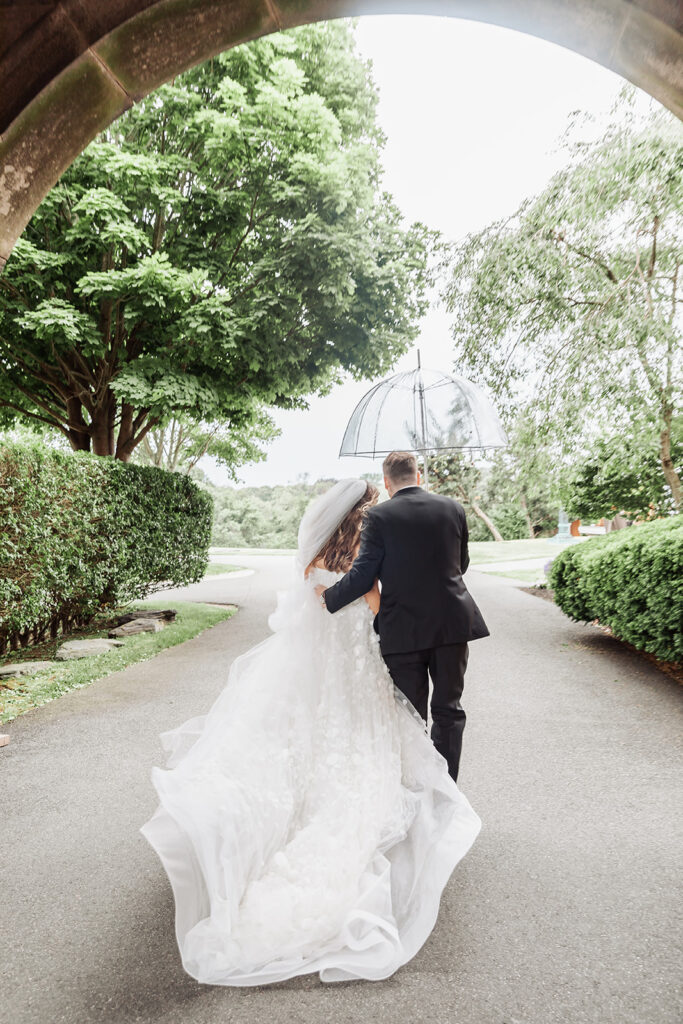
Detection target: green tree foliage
<box><xmin>210</xmin><ymin>479</ymin><xmax>337</xmax><ymax>548</ymax></box>
<box><xmin>132</xmin><ymin>411</ymin><xmax>280</xmax><ymax>479</ymax></box>
<box><xmin>0</xmin><ymin>22</ymin><xmax>434</xmax><ymax>461</ymax></box>
<box><xmin>427</xmin><ymin>442</ymin><xmax>556</xmax><ymax>542</ymax></box>
<box><xmin>477</xmin><ymin>443</ymin><xmax>557</xmax><ymax>538</ymax></box>
<box><xmin>442</xmin><ymin>94</ymin><xmax>682</xmax><ymax>509</ymax></box>
<box><xmin>427</xmin><ymin>452</ymin><xmax>504</xmax><ymax>541</ymax></box>
<box><xmin>559</xmin><ymin>423</ymin><xmax>683</xmax><ymax>521</ymax></box>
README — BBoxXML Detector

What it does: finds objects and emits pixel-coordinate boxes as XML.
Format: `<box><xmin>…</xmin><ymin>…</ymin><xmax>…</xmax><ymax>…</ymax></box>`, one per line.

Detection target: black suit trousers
<box><xmin>383</xmin><ymin>643</ymin><xmax>469</xmax><ymax>783</ymax></box>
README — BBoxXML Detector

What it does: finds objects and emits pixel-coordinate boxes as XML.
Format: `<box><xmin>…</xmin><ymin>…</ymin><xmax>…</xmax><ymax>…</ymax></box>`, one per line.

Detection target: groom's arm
<box><xmin>323</xmin><ymin>514</ymin><xmax>384</xmax><ymax>614</ymax></box>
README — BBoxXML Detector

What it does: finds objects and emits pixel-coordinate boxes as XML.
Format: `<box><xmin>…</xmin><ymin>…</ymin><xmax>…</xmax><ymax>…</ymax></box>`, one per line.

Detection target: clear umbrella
<box><xmin>339</xmin><ymin>353</ymin><xmax>508</xmax><ymax>489</ymax></box>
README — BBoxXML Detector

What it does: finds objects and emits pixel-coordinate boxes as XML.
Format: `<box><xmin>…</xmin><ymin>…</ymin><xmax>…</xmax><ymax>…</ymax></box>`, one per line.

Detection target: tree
<box><xmin>0</xmin><ymin>22</ymin><xmax>434</xmax><ymax>460</ymax></box>
<box><xmin>476</xmin><ymin>431</ymin><xmax>558</xmax><ymax>539</ymax></box>
<box><xmin>209</xmin><ymin>478</ymin><xmax>334</xmax><ymax>548</ymax></box>
<box><xmin>442</xmin><ymin>93</ymin><xmax>682</xmax><ymax>508</ymax></box>
<box><xmin>427</xmin><ymin>452</ymin><xmax>504</xmax><ymax>541</ymax></box>
<box><xmin>133</xmin><ymin>409</ymin><xmax>279</xmax><ymax>479</ymax></box>
<box><xmin>490</xmin><ymin>415</ymin><xmax>560</xmax><ymax>537</ymax></box>
<box><xmin>559</xmin><ymin>423</ymin><xmax>683</xmax><ymax>521</ymax></box>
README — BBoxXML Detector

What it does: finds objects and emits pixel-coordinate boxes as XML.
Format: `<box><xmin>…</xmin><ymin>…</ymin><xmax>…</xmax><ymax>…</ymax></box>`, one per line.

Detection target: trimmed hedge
<box><xmin>549</xmin><ymin>517</ymin><xmax>682</xmax><ymax>662</ymax></box>
<box><xmin>0</xmin><ymin>442</ymin><xmax>212</xmax><ymax>654</ymax></box>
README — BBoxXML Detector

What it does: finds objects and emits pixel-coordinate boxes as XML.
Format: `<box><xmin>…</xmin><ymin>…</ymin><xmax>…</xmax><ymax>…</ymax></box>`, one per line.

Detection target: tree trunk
<box><xmin>66</xmin><ymin>397</ymin><xmax>91</xmax><ymax>452</ymax></box>
<box><xmin>660</xmin><ymin>413</ymin><xmax>681</xmax><ymax>509</ymax></box>
<box><xmin>115</xmin><ymin>401</ymin><xmax>135</xmax><ymax>461</ymax></box>
<box><xmin>115</xmin><ymin>405</ymin><xmax>157</xmax><ymax>462</ymax></box>
<box><xmin>519</xmin><ymin>492</ymin><xmax>534</xmax><ymax>539</ymax></box>
<box><xmin>470</xmin><ymin>500</ymin><xmax>504</xmax><ymax>542</ymax></box>
<box><xmin>169</xmin><ymin>420</ymin><xmax>184</xmax><ymax>472</ymax></box>
<box><xmin>91</xmin><ymin>394</ymin><xmax>116</xmax><ymax>456</ymax></box>
<box><xmin>155</xmin><ymin>423</ymin><xmax>168</xmax><ymax>467</ymax></box>
<box><xmin>153</xmin><ymin>429</ymin><xmax>165</xmax><ymax>467</ymax></box>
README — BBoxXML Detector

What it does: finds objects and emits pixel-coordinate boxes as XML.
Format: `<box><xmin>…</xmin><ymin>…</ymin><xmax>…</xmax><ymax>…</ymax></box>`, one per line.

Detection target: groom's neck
<box><xmin>387</xmin><ymin>479</ymin><xmax>419</xmax><ymax>498</ymax></box>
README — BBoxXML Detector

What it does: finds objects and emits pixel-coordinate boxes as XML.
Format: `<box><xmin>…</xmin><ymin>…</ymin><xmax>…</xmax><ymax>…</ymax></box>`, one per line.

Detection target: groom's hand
<box><xmin>314</xmin><ymin>585</ymin><xmax>328</xmax><ymax>609</ymax></box>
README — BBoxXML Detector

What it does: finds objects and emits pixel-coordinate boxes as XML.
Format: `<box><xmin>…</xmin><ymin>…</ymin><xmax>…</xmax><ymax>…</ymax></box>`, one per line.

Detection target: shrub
<box><xmin>0</xmin><ymin>442</ymin><xmax>212</xmax><ymax>654</ymax></box>
<box><xmin>549</xmin><ymin>517</ymin><xmax>682</xmax><ymax>662</ymax></box>
<box><xmin>494</xmin><ymin>505</ymin><xmax>530</xmax><ymax>540</ymax></box>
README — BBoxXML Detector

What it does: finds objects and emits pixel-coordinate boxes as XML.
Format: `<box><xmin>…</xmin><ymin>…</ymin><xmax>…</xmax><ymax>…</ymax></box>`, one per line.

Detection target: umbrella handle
<box><xmin>416</xmin><ymin>350</ymin><xmax>430</xmax><ymax>491</ymax></box>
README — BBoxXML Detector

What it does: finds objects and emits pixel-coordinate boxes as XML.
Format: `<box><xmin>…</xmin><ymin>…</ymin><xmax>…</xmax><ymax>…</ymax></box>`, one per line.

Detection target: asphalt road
<box><xmin>1</xmin><ymin>555</ymin><xmax>681</xmax><ymax>1024</ymax></box>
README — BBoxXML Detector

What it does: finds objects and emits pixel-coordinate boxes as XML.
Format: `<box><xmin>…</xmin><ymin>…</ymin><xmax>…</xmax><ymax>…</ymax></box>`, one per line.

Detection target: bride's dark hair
<box><xmin>314</xmin><ymin>482</ymin><xmax>379</xmax><ymax>572</ymax></box>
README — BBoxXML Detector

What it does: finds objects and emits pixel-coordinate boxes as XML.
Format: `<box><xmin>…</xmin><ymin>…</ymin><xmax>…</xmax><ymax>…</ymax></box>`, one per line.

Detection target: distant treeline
<box><xmin>209</xmin><ymin>479</ymin><xmax>353</xmax><ymax>549</ymax></box>
<box><xmin>206</xmin><ymin>470</ymin><xmax>555</xmax><ymax>549</ymax></box>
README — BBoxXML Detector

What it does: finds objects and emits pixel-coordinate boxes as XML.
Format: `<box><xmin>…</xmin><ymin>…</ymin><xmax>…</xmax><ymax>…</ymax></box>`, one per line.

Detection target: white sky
<box><xmin>201</xmin><ymin>14</ymin><xmax>638</xmax><ymax>488</ymax></box>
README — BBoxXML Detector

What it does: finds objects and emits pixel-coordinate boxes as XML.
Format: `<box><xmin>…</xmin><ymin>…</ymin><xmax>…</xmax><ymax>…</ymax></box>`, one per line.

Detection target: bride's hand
<box><xmin>363</xmin><ymin>579</ymin><xmax>380</xmax><ymax>615</ymax></box>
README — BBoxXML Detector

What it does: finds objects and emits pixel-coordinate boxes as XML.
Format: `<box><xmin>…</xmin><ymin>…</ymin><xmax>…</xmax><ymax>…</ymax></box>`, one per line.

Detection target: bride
<box><xmin>140</xmin><ymin>478</ymin><xmax>481</xmax><ymax>986</ymax></box>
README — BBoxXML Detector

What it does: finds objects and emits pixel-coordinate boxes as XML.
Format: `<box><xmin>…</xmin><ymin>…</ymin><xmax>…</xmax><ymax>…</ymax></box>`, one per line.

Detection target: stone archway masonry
<box><xmin>0</xmin><ymin>0</ymin><xmax>682</xmax><ymax>271</ymax></box>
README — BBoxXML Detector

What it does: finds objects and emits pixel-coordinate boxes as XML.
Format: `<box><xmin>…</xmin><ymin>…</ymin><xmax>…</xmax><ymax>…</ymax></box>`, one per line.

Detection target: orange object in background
<box><xmin>570</xmin><ymin>518</ymin><xmax>581</xmax><ymax>537</ymax></box>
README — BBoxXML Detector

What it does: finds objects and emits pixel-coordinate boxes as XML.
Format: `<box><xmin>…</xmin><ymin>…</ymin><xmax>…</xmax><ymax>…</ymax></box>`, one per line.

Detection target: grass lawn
<box><xmin>209</xmin><ymin>546</ymin><xmax>297</xmax><ymax>556</ymax></box>
<box><xmin>203</xmin><ymin>562</ymin><xmax>243</xmax><ymax>576</ymax></box>
<box><xmin>207</xmin><ymin>542</ymin><xmax>574</xmax><ymax>564</ymax></box>
<box><xmin>468</xmin><ymin>538</ymin><xmax>580</xmax><ymax>565</ymax></box>
<box><xmin>206</xmin><ymin>541</ymin><xmax>579</xmax><ymax>569</ymax></box>
<box><xmin>0</xmin><ymin>599</ymin><xmax>235</xmax><ymax>725</ymax></box>
<box><xmin>484</xmin><ymin>567</ymin><xmax>549</xmax><ymax>584</ymax></box>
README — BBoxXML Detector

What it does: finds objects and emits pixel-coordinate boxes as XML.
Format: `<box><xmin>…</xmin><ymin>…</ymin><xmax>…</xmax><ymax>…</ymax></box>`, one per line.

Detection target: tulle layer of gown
<box><xmin>140</xmin><ymin>567</ymin><xmax>481</xmax><ymax>985</ymax></box>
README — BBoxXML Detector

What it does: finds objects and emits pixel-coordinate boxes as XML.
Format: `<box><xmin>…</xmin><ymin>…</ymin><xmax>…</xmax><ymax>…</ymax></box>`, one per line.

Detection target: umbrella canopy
<box><xmin>339</xmin><ymin>366</ymin><xmax>508</xmax><ymax>459</ymax></box>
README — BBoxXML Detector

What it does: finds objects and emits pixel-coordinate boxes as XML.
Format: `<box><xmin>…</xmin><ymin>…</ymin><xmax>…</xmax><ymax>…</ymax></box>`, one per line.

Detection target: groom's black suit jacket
<box><xmin>323</xmin><ymin>486</ymin><xmax>489</xmax><ymax>655</ymax></box>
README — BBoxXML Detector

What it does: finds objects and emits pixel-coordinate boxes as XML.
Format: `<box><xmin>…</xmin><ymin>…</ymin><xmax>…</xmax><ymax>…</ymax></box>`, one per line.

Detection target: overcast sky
<box><xmin>202</xmin><ymin>14</ymin><xmax>638</xmax><ymax>488</ymax></box>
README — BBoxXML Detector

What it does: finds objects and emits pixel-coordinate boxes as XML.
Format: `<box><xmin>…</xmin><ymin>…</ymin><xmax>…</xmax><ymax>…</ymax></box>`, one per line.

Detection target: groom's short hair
<box><xmin>383</xmin><ymin>451</ymin><xmax>418</xmax><ymax>484</ymax></box>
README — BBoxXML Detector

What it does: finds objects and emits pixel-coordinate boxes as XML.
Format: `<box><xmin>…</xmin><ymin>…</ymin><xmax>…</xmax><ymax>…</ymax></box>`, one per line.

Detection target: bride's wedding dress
<box><xmin>140</xmin><ymin>565</ymin><xmax>481</xmax><ymax>985</ymax></box>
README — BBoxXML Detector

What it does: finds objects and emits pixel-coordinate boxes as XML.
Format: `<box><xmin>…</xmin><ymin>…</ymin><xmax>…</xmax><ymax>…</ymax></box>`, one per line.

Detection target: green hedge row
<box><xmin>549</xmin><ymin>517</ymin><xmax>682</xmax><ymax>662</ymax></box>
<box><xmin>0</xmin><ymin>442</ymin><xmax>212</xmax><ymax>654</ymax></box>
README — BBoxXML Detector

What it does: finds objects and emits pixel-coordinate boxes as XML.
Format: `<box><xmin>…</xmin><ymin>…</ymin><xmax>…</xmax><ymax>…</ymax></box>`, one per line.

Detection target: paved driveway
<box><xmin>1</xmin><ymin>557</ymin><xmax>680</xmax><ymax>1024</ymax></box>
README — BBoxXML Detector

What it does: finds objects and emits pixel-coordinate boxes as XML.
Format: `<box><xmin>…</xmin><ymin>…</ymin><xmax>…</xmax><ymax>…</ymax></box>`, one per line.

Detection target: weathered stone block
<box><xmin>56</xmin><ymin>638</ymin><xmax>126</xmax><ymax>660</ymax></box>
<box><xmin>0</xmin><ymin>661</ymin><xmax>57</xmax><ymax>679</ymax></box>
<box><xmin>114</xmin><ymin>609</ymin><xmax>177</xmax><ymax>626</ymax></box>
<box><xmin>108</xmin><ymin>617</ymin><xmax>164</xmax><ymax>637</ymax></box>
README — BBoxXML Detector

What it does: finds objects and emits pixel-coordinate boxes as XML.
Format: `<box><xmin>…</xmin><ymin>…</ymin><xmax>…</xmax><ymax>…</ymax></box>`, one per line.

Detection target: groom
<box><xmin>315</xmin><ymin>451</ymin><xmax>489</xmax><ymax>783</ymax></box>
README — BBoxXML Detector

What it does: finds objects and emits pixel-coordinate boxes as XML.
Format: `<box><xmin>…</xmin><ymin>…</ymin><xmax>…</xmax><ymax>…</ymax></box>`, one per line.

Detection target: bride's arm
<box><xmin>363</xmin><ymin>579</ymin><xmax>380</xmax><ymax>615</ymax></box>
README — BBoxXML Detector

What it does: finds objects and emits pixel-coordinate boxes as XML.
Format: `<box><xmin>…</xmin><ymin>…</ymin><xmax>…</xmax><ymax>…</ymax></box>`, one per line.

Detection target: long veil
<box><xmin>295</xmin><ymin>478</ymin><xmax>368</xmax><ymax>573</ymax></box>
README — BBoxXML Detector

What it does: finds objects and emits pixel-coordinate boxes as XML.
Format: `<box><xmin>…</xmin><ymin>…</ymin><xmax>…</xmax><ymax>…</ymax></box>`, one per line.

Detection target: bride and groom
<box><xmin>140</xmin><ymin>450</ymin><xmax>489</xmax><ymax>986</ymax></box>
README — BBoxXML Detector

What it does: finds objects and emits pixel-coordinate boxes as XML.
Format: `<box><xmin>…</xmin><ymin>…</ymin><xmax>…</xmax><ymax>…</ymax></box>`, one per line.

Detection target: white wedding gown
<box><xmin>140</xmin><ymin>567</ymin><xmax>481</xmax><ymax>985</ymax></box>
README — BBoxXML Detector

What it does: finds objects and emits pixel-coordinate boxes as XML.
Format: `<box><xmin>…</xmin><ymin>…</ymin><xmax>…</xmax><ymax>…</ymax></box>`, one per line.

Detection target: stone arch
<box><xmin>1</xmin><ymin>0</ymin><xmax>682</xmax><ymax>268</ymax></box>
